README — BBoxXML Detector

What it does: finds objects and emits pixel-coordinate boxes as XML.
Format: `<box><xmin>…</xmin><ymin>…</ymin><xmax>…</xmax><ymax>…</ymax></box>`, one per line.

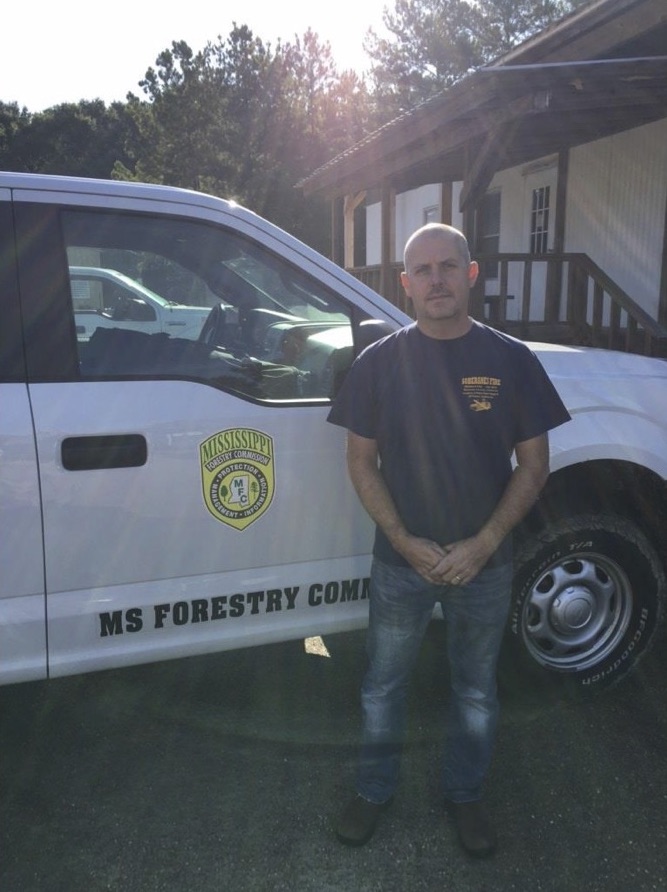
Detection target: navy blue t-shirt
<box><xmin>327</xmin><ymin>321</ymin><xmax>571</xmax><ymax>567</ymax></box>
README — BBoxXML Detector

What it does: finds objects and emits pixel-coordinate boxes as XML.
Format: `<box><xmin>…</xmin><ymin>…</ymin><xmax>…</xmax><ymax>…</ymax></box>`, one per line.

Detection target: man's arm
<box><xmin>432</xmin><ymin>433</ymin><xmax>550</xmax><ymax>584</ymax></box>
<box><xmin>346</xmin><ymin>431</ymin><xmax>446</xmax><ymax>580</ymax></box>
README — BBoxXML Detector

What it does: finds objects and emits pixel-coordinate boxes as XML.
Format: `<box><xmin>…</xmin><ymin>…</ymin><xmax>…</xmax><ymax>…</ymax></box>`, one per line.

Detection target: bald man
<box><xmin>328</xmin><ymin>224</ymin><xmax>570</xmax><ymax>857</ymax></box>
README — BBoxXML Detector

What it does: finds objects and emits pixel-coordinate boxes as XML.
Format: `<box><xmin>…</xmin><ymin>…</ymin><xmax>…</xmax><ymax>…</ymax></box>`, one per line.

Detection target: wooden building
<box><xmin>299</xmin><ymin>0</ymin><xmax>667</xmax><ymax>355</ymax></box>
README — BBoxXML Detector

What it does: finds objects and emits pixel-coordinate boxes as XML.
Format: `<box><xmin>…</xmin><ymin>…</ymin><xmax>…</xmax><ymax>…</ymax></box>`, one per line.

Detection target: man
<box><xmin>327</xmin><ymin>223</ymin><xmax>570</xmax><ymax>857</ymax></box>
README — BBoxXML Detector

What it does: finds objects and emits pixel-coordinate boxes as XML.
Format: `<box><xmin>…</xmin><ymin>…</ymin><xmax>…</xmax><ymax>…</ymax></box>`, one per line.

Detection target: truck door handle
<box><xmin>61</xmin><ymin>434</ymin><xmax>147</xmax><ymax>471</ymax></box>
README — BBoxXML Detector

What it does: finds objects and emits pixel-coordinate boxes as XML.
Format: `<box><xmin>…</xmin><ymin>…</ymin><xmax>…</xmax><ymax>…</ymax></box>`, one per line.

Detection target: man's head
<box><xmin>401</xmin><ymin>224</ymin><xmax>478</xmax><ymax>338</ymax></box>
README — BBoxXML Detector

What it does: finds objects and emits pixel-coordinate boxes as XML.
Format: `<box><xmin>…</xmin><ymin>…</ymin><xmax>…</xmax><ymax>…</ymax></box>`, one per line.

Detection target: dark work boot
<box><xmin>447</xmin><ymin>800</ymin><xmax>497</xmax><ymax>857</ymax></box>
<box><xmin>335</xmin><ymin>794</ymin><xmax>392</xmax><ymax>847</ymax></box>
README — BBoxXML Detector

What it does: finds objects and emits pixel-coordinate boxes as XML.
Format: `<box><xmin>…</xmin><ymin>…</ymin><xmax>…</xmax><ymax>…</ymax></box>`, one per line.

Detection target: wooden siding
<box><xmin>566</xmin><ymin>119</ymin><xmax>667</xmax><ymax>320</ymax></box>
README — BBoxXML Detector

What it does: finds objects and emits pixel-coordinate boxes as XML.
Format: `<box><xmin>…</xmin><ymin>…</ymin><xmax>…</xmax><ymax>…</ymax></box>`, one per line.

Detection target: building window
<box><xmin>530</xmin><ymin>186</ymin><xmax>550</xmax><ymax>254</ymax></box>
<box><xmin>478</xmin><ymin>191</ymin><xmax>501</xmax><ymax>279</ymax></box>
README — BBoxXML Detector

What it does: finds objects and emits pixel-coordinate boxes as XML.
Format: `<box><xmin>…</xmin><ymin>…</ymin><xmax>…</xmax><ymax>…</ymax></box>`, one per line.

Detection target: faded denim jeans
<box><xmin>356</xmin><ymin>557</ymin><xmax>513</xmax><ymax>805</ymax></box>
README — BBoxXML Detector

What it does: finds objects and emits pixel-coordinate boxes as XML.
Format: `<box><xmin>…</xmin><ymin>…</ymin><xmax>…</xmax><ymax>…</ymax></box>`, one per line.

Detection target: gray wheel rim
<box><xmin>521</xmin><ymin>550</ymin><xmax>634</xmax><ymax>673</ymax></box>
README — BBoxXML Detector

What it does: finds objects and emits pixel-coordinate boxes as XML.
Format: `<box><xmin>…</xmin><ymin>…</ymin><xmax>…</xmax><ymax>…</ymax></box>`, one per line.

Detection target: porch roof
<box><xmin>298</xmin><ymin>0</ymin><xmax>667</xmax><ymax>209</ymax></box>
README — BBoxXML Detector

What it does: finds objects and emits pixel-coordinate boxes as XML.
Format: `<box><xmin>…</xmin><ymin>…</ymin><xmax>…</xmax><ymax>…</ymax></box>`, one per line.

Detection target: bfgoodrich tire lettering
<box><xmin>510</xmin><ymin>514</ymin><xmax>665</xmax><ymax>689</ymax></box>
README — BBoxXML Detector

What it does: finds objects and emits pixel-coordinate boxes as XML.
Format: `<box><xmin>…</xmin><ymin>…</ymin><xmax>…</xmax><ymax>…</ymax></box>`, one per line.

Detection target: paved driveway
<box><xmin>1</xmin><ymin>626</ymin><xmax>666</xmax><ymax>892</ymax></box>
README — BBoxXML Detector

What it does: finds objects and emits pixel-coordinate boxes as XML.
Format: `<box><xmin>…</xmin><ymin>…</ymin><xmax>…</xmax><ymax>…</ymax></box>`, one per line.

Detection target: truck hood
<box><xmin>529</xmin><ymin>342</ymin><xmax>667</xmax><ymax>381</ymax></box>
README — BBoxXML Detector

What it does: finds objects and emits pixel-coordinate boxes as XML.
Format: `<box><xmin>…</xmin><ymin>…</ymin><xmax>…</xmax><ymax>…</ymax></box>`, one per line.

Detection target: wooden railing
<box><xmin>350</xmin><ymin>254</ymin><xmax>667</xmax><ymax>358</ymax></box>
<box><xmin>352</xmin><ymin>264</ymin><xmax>407</xmax><ymax>312</ymax></box>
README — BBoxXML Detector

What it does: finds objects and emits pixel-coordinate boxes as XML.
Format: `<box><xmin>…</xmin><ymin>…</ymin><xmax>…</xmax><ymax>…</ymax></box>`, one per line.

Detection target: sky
<box><xmin>5</xmin><ymin>0</ymin><xmax>390</xmax><ymax>113</ymax></box>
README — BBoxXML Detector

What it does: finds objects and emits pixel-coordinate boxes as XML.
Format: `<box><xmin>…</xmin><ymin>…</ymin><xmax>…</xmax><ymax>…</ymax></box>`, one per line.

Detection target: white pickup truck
<box><xmin>70</xmin><ymin>265</ymin><xmax>212</xmax><ymax>341</ymax></box>
<box><xmin>1</xmin><ymin>172</ymin><xmax>665</xmax><ymax>691</ymax></box>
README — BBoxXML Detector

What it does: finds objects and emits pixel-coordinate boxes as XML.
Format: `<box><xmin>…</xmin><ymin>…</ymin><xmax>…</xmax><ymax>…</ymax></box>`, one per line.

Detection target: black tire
<box><xmin>509</xmin><ymin>513</ymin><xmax>665</xmax><ymax>690</ymax></box>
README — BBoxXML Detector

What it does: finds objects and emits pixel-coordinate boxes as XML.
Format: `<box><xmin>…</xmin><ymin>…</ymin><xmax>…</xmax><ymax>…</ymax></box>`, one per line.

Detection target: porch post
<box><xmin>331</xmin><ymin>197</ymin><xmax>344</xmax><ymax>266</ymax></box>
<box><xmin>343</xmin><ymin>192</ymin><xmax>367</xmax><ymax>270</ymax></box>
<box><xmin>546</xmin><ymin>149</ymin><xmax>569</xmax><ymax>323</ymax></box>
<box><xmin>461</xmin><ymin>145</ymin><xmax>484</xmax><ymax>320</ymax></box>
<box><xmin>380</xmin><ymin>182</ymin><xmax>396</xmax><ymax>301</ymax></box>
<box><xmin>441</xmin><ymin>182</ymin><xmax>453</xmax><ymax>225</ymax></box>
<box><xmin>659</xmin><ymin>188</ymin><xmax>667</xmax><ymax>327</ymax></box>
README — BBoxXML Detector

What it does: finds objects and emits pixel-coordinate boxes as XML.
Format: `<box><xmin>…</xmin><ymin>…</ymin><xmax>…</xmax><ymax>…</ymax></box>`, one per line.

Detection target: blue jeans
<box><xmin>356</xmin><ymin>558</ymin><xmax>513</xmax><ymax>805</ymax></box>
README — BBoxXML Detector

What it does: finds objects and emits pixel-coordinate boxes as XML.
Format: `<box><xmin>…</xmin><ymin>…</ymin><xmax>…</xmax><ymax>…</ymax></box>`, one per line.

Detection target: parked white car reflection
<box><xmin>70</xmin><ymin>265</ymin><xmax>211</xmax><ymax>341</ymax></box>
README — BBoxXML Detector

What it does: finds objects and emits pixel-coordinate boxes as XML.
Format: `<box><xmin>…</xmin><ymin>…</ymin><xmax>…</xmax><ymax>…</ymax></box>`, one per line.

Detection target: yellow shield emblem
<box><xmin>200</xmin><ymin>428</ymin><xmax>275</xmax><ymax>530</ymax></box>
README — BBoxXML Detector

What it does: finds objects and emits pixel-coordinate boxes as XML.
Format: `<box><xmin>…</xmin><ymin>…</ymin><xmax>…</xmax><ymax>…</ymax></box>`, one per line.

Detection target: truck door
<box><xmin>14</xmin><ymin>195</ymin><xmax>385</xmax><ymax>680</ymax></box>
<box><xmin>0</xmin><ymin>194</ymin><xmax>47</xmax><ymax>684</ymax></box>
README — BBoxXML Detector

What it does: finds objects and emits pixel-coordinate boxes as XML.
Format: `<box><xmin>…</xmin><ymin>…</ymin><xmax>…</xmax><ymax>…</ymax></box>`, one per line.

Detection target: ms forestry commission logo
<box><xmin>200</xmin><ymin>428</ymin><xmax>275</xmax><ymax>530</ymax></box>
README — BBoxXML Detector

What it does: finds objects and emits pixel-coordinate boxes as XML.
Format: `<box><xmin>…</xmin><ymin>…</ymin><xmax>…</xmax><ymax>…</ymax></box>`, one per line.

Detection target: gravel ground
<box><xmin>1</xmin><ymin>624</ymin><xmax>666</xmax><ymax>892</ymax></box>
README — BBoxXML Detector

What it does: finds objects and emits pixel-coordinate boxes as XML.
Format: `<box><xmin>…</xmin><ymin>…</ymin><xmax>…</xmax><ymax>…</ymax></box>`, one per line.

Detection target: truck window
<box><xmin>63</xmin><ymin>210</ymin><xmax>354</xmax><ymax>402</ymax></box>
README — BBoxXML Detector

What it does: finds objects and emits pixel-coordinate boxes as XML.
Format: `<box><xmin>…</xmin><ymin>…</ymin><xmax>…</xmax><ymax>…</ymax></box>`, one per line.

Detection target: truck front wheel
<box><xmin>509</xmin><ymin>513</ymin><xmax>665</xmax><ymax>690</ymax></box>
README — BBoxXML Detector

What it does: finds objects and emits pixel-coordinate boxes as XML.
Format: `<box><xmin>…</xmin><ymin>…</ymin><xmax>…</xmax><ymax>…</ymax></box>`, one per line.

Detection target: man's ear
<box><xmin>468</xmin><ymin>260</ymin><xmax>479</xmax><ymax>287</ymax></box>
<box><xmin>400</xmin><ymin>270</ymin><xmax>411</xmax><ymax>296</ymax></box>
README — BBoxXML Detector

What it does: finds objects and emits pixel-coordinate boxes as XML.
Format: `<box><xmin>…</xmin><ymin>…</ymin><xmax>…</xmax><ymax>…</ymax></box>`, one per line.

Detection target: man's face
<box><xmin>400</xmin><ymin>233</ymin><xmax>478</xmax><ymax>332</ymax></box>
